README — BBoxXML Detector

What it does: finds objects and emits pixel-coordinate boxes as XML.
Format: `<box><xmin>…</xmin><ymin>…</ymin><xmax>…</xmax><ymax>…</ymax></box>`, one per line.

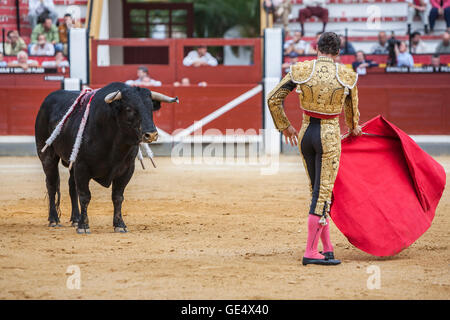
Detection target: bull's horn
<box><xmin>104</xmin><ymin>90</ymin><xmax>122</xmax><ymax>103</ymax></box>
<box><xmin>151</xmin><ymin>91</ymin><xmax>179</xmax><ymax>104</ymax></box>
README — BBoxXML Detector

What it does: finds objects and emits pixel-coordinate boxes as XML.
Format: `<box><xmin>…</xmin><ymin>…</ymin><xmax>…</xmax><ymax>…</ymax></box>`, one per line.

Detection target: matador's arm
<box><xmin>344</xmin><ymin>85</ymin><xmax>360</xmax><ymax>130</ymax></box>
<box><xmin>267</xmin><ymin>73</ymin><xmax>296</xmax><ymax>131</ymax></box>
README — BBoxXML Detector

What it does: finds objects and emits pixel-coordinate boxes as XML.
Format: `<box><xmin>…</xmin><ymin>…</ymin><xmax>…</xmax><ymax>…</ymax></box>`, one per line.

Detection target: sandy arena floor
<box><xmin>0</xmin><ymin>155</ymin><xmax>448</xmax><ymax>300</ymax></box>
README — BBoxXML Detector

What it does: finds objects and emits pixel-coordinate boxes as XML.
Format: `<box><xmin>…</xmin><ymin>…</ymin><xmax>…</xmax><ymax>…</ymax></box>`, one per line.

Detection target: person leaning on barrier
<box><xmin>125</xmin><ymin>66</ymin><xmax>162</xmax><ymax>87</ymax></box>
<box><xmin>183</xmin><ymin>45</ymin><xmax>218</xmax><ymax>67</ymax></box>
<box><xmin>7</xmin><ymin>51</ymin><xmax>39</xmax><ymax>70</ymax></box>
<box><xmin>352</xmin><ymin>50</ymin><xmax>379</xmax><ymax>75</ymax></box>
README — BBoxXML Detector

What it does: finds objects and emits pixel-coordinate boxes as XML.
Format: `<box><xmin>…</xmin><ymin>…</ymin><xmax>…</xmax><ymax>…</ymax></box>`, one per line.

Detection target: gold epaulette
<box><xmin>336</xmin><ymin>64</ymin><xmax>358</xmax><ymax>89</ymax></box>
<box><xmin>289</xmin><ymin>60</ymin><xmax>315</xmax><ymax>84</ymax></box>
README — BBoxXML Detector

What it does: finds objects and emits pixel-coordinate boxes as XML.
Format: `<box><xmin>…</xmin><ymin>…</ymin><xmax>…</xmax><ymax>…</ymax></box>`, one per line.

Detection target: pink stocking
<box><xmin>321</xmin><ymin>218</ymin><xmax>334</xmax><ymax>253</ymax></box>
<box><xmin>304</xmin><ymin>214</ymin><xmax>325</xmax><ymax>259</ymax></box>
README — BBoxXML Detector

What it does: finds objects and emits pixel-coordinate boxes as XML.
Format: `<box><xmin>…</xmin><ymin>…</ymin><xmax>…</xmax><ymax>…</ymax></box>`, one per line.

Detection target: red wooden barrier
<box><xmin>90</xmin><ymin>38</ymin><xmax>262</xmax><ymax>85</ymax></box>
<box><xmin>284</xmin><ymin>72</ymin><xmax>450</xmax><ymax>135</ymax></box>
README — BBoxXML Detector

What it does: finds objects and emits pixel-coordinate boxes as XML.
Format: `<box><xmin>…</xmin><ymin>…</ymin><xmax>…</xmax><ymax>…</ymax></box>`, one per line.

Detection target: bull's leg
<box><xmin>40</xmin><ymin>152</ymin><xmax>62</xmax><ymax>227</ymax></box>
<box><xmin>68</xmin><ymin>168</ymin><xmax>80</xmax><ymax>227</ymax></box>
<box><xmin>112</xmin><ymin>164</ymin><xmax>134</xmax><ymax>233</ymax></box>
<box><xmin>74</xmin><ymin>165</ymin><xmax>91</xmax><ymax>234</ymax></box>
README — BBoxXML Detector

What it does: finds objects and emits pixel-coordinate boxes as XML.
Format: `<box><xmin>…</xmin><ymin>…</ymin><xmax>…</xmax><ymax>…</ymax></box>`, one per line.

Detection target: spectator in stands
<box><xmin>352</xmin><ymin>51</ymin><xmax>379</xmax><ymax>75</ymax></box>
<box><xmin>298</xmin><ymin>0</ymin><xmax>328</xmax><ymax>36</ymax></box>
<box><xmin>125</xmin><ymin>66</ymin><xmax>162</xmax><ymax>87</ymax></box>
<box><xmin>29</xmin><ymin>34</ymin><xmax>55</xmax><ymax>56</ymax></box>
<box><xmin>427</xmin><ymin>53</ymin><xmax>445</xmax><ymax>70</ymax></box>
<box><xmin>0</xmin><ymin>52</ymin><xmax>7</xmax><ymax>67</ymax></box>
<box><xmin>371</xmin><ymin>31</ymin><xmax>389</xmax><ymax>54</ymax></box>
<box><xmin>435</xmin><ymin>31</ymin><xmax>450</xmax><ymax>53</ymax></box>
<box><xmin>4</xmin><ymin>30</ymin><xmax>27</xmax><ymax>56</ymax></box>
<box><xmin>410</xmin><ymin>31</ymin><xmax>428</xmax><ymax>53</ymax></box>
<box><xmin>7</xmin><ymin>51</ymin><xmax>39</xmax><ymax>70</ymax></box>
<box><xmin>31</xmin><ymin>17</ymin><xmax>62</xmax><ymax>53</ymax></box>
<box><xmin>273</xmin><ymin>0</ymin><xmax>293</xmax><ymax>32</ymax></box>
<box><xmin>282</xmin><ymin>56</ymin><xmax>299</xmax><ymax>73</ymax></box>
<box><xmin>395</xmin><ymin>41</ymin><xmax>415</xmax><ymax>67</ymax></box>
<box><xmin>41</xmin><ymin>51</ymin><xmax>69</xmax><ymax>69</ymax></box>
<box><xmin>406</xmin><ymin>0</ymin><xmax>429</xmax><ymax>34</ymax></box>
<box><xmin>183</xmin><ymin>45</ymin><xmax>218</xmax><ymax>67</ymax></box>
<box><xmin>308</xmin><ymin>31</ymin><xmax>323</xmax><ymax>54</ymax></box>
<box><xmin>429</xmin><ymin>0</ymin><xmax>450</xmax><ymax>33</ymax></box>
<box><xmin>284</xmin><ymin>31</ymin><xmax>310</xmax><ymax>57</ymax></box>
<box><xmin>339</xmin><ymin>35</ymin><xmax>356</xmax><ymax>55</ymax></box>
<box><xmin>173</xmin><ymin>77</ymin><xmax>208</xmax><ymax>87</ymax></box>
<box><xmin>28</xmin><ymin>0</ymin><xmax>58</xmax><ymax>30</ymax></box>
<box><xmin>59</xmin><ymin>13</ymin><xmax>83</xmax><ymax>56</ymax></box>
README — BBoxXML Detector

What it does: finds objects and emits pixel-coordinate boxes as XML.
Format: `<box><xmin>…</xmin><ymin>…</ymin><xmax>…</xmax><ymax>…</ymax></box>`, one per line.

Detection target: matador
<box><xmin>267</xmin><ymin>32</ymin><xmax>362</xmax><ymax>266</ymax></box>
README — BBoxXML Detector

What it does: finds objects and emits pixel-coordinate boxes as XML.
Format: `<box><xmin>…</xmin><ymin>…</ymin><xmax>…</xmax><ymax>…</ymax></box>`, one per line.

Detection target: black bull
<box><xmin>35</xmin><ymin>82</ymin><xmax>178</xmax><ymax>234</ymax></box>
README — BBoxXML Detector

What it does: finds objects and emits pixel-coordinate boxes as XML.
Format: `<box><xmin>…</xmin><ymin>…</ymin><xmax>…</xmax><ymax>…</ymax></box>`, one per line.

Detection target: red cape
<box><xmin>330</xmin><ymin>115</ymin><xmax>446</xmax><ymax>256</ymax></box>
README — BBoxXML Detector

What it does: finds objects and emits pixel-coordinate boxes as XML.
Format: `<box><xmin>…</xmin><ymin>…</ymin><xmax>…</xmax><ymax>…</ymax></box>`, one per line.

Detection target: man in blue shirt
<box><xmin>395</xmin><ymin>41</ymin><xmax>414</xmax><ymax>67</ymax></box>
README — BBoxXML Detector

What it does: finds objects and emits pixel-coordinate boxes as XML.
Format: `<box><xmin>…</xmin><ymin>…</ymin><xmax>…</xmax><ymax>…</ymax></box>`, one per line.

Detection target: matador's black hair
<box><xmin>317</xmin><ymin>32</ymin><xmax>341</xmax><ymax>56</ymax></box>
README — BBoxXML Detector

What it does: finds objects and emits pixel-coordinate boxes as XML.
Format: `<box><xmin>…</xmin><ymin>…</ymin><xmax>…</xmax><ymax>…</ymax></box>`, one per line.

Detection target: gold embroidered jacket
<box><xmin>267</xmin><ymin>56</ymin><xmax>360</xmax><ymax>131</ymax></box>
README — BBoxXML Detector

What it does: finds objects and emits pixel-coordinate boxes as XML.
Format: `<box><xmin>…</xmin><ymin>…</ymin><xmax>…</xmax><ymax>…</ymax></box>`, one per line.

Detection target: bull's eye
<box><xmin>126</xmin><ymin>107</ymin><xmax>132</xmax><ymax>112</ymax></box>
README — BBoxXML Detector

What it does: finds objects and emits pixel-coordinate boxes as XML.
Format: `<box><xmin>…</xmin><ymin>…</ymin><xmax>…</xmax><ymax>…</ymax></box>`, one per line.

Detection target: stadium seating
<box><xmin>1</xmin><ymin>0</ymin><xmax>88</xmax><ymax>44</ymax></box>
<box><xmin>275</xmin><ymin>0</ymin><xmax>448</xmax><ymax>53</ymax></box>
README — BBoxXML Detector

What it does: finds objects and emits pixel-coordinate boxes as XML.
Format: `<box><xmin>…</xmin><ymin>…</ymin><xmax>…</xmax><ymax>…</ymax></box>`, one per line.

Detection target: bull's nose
<box><xmin>143</xmin><ymin>131</ymin><xmax>158</xmax><ymax>143</ymax></box>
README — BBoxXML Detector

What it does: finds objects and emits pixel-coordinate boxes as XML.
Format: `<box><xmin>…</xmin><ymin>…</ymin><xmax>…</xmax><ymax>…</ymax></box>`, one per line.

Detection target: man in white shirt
<box><xmin>284</xmin><ymin>31</ymin><xmax>310</xmax><ymax>57</ymax></box>
<box><xmin>410</xmin><ymin>31</ymin><xmax>428</xmax><ymax>53</ymax></box>
<box><xmin>125</xmin><ymin>66</ymin><xmax>162</xmax><ymax>87</ymax></box>
<box><xmin>183</xmin><ymin>45</ymin><xmax>218</xmax><ymax>67</ymax></box>
<box><xmin>28</xmin><ymin>0</ymin><xmax>58</xmax><ymax>30</ymax></box>
<box><xmin>29</xmin><ymin>34</ymin><xmax>55</xmax><ymax>56</ymax></box>
<box><xmin>8</xmin><ymin>51</ymin><xmax>39</xmax><ymax>70</ymax></box>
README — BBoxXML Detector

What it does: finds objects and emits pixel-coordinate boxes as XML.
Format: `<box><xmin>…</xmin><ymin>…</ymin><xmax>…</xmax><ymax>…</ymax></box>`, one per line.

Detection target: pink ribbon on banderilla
<box><xmin>41</xmin><ymin>87</ymin><xmax>99</xmax><ymax>171</ymax></box>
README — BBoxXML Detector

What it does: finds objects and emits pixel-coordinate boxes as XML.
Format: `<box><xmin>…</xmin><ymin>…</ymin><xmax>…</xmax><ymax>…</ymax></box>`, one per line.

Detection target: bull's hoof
<box><xmin>71</xmin><ymin>222</ymin><xmax>79</xmax><ymax>228</ymax></box>
<box><xmin>114</xmin><ymin>227</ymin><xmax>128</xmax><ymax>233</ymax></box>
<box><xmin>48</xmin><ymin>222</ymin><xmax>62</xmax><ymax>228</ymax></box>
<box><xmin>76</xmin><ymin>228</ymin><xmax>91</xmax><ymax>234</ymax></box>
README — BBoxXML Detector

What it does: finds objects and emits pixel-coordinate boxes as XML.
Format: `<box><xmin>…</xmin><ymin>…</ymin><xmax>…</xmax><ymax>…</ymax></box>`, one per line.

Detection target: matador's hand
<box><xmin>282</xmin><ymin>125</ymin><xmax>298</xmax><ymax>146</ymax></box>
<box><xmin>351</xmin><ymin>125</ymin><xmax>362</xmax><ymax>137</ymax></box>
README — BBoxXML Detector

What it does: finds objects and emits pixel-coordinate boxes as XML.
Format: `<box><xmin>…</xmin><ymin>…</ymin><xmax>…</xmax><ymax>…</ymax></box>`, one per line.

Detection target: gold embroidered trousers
<box><xmin>298</xmin><ymin>114</ymin><xmax>341</xmax><ymax>217</ymax></box>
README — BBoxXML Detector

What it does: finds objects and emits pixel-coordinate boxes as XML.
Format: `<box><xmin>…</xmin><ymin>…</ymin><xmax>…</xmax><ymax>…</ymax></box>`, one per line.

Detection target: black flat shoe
<box><xmin>302</xmin><ymin>257</ymin><xmax>341</xmax><ymax>266</ymax></box>
<box><xmin>319</xmin><ymin>251</ymin><xmax>335</xmax><ymax>259</ymax></box>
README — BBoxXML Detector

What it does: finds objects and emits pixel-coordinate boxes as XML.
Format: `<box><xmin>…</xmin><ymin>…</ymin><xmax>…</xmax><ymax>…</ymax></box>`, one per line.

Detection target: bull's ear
<box><xmin>105</xmin><ymin>90</ymin><xmax>122</xmax><ymax>104</ymax></box>
<box><xmin>152</xmin><ymin>100</ymin><xmax>162</xmax><ymax>111</ymax></box>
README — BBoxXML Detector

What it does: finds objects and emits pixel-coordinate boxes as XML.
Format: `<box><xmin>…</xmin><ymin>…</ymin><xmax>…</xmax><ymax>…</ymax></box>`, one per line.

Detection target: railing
<box><xmin>90</xmin><ymin>38</ymin><xmax>262</xmax><ymax>85</ymax></box>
